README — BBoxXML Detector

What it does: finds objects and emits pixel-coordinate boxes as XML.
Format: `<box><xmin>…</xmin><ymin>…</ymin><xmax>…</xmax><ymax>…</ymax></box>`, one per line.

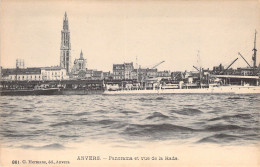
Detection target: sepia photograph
<box><xmin>0</xmin><ymin>0</ymin><xmax>259</xmax><ymax>166</ymax></box>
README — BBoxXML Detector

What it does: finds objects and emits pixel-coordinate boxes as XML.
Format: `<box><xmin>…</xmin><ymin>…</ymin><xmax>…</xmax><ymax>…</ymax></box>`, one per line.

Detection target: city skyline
<box><xmin>0</xmin><ymin>0</ymin><xmax>260</xmax><ymax>72</ymax></box>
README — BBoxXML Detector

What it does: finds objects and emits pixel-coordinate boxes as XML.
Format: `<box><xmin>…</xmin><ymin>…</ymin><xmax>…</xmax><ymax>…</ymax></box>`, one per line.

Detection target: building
<box><xmin>60</xmin><ymin>12</ymin><xmax>72</xmax><ymax>74</ymax></box>
<box><xmin>74</xmin><ymin>50</ymin><xmax>86</xmax><ymax>72</ymax></box>
<box><xmin>41</xmin><ymin>66</ymin><xmax>68</xmax><ymax>80</ymax></box>
<box><xmin>2</xmin><ymin>68</ymin><xmax>42</xmax><ymax>81</ymax></box>
<box><xmin>1</xmin><ymin>66</ymin><xmax>68</xmax><ymax>81</ymax></box>
<box><xmin>157</xmin><ymin>70</ymin><xmax>171</xmax><ymax>78</ymax></box>
<box><xmin>85</xmin><ymin>69</ymin><xmax>94</xmax><ymax>79</ymax></box>
<box><xmin>124</xmin><ymin>62</ymin><xmax>134</xmax><ymax>79</ymax></box>
<box><xmin>147</xmin><ymin>69</ymin><xmax>158</xmax><ymax>78</ymax></box>
<box><xmin>84</xmin><ymin>69</ymin><xmax>105</xmax><ymax>80</ymax></box>
<box><xmin>71</xmin><ymin>50</ymin><xmax>87</xmax><ymax>78</ymax></box>
<box><xmin>92</xmin><ymin>70</ymin><xmax>103</xmax><ymax>80</ymax></box>
<box><xmin>103</xmin><ymin>72</ymin><xmax>112</xmax><ymax>80</ymax></box>
<box><xmin>16</xmin><ymin>59</ymin><xmax>25</xmax><ymax>69</ymax></box>
<box><xmin>113</xmin><ymin>64</ymin><xmax>124</xmax><ymax>80</ymax></box>
<box><xmin>131</xmin><ymin>68</ymin><xmax>158</xmax><ymax>81</ymax></box>
<box><xmin>113</xmin><ymin>62</ymin><xmax>134</xmax><ymax>80</ymax></box>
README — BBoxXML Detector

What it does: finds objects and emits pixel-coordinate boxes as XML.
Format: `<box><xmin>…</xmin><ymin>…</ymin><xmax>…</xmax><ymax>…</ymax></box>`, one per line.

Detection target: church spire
<box><xmin>60</xmin><ymin>12</ymin><xmax>71</xmax><ymax>74</ymax></box>
<box><xmin>80</xmin><ymin>50</ymin><xmax>83</xmax><ymax>59</ymax></box>
<box><xmin>63</xmin><ymin>12</ymin><xmax>69</xmax><ymax>31</ymax></box>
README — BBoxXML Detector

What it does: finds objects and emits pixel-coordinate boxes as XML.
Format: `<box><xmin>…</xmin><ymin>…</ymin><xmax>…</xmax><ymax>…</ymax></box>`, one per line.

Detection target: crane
<box><xmin>193</xmin><ymin>66</ymin><xmax>200</xmax><ymax>72</ymax></box>
<box><xmin>221</xmin><ymin>58</ymin><xmax>238</xmax><ymax>74</ymax></box>
<box><xmin>238</xmin><ymin>52</ymin><xmax>252</xmax><ymax>68</ymax></box>
<box><xmin>151</xmin><ymin>61</ymin><xmax>165</xmax><ymax>69</ymax></box>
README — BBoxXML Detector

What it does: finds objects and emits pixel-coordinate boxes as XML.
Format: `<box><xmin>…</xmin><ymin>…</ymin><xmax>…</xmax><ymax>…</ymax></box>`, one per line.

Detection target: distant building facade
<box><xmin>41</xmin><ymin>66</ymin><xmax>68</xmax><ymax>80</ymax></box>
<box><xmin>103</xmin><ymin>72</ymin><xmax>112</xmax><ymax>79</ymax></box>
<box><xmin>72</xmin><ymin>50</ymin><xmax>86</xmax><ymax>72</ymax></box>
<box><xmin>85</xmin><ymin>69</ymin><xmax>94</xmax><ymax>79</ymax></box>
<box><xmin>131</xmin><ymin>68</ymin><xmax>158</xmax><ymax>81</ymax></box>
<box><xmin>157</xmin><ymin>70</ymin><xmax>171</xmax><ymax>78</ymax></box>
<box><xmin>60</xmin><ymin>12</ymin><xmax>71</xmax><ymax>74</ymax></box>
<box><xmin>2</xmin><ymin>68</ymin><xmax>42</xmax><ymax>81</ymax></box>
<box><xmin>92</xmin><ymin>70</ymin><xmax>103</xmax><ymax>80</ymax></box>
<box><xmin>16</xmin><ymin>59</ymin><xmax>25</xmax><ymax>69</ymax></box>
<box><xmin>113</xmin><ymin>62</ymin><xmax>134</xmax><ymax>80</ymax></box>
<box><xmin>1</xmin><ymin>67</ymin><xmax>68</xmax><ymax>81</ymax></box>
<box><xmin>84</xmin><ymin>69</ymin><xmax>106</xmax><ymax>80</ymax></box>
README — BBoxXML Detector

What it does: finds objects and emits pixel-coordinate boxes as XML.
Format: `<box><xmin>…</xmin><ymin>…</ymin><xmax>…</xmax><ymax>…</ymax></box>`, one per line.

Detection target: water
<box><xmin>0</xmin><ymin>94</ymin><xmax>259</xmax><ymax>149</ymax></box>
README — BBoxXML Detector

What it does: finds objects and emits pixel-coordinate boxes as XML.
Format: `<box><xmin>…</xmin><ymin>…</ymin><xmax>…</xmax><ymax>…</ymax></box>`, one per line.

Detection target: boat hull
<box><xmin>103</xmin><ymin>86</ymin><xmax>260</xmax><ymax>95</ymax></box>
<box><xmin>0</xmin><ymin>88</ymin><xmax>60</xmax><ymax>96</ymax></box>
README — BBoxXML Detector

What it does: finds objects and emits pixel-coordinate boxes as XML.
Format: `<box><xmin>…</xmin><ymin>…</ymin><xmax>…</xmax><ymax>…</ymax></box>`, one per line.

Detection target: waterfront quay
<box><xmin>0</xmin><ymin>79</ymin><xmax>136</xmax><ymax>95</ymax></box>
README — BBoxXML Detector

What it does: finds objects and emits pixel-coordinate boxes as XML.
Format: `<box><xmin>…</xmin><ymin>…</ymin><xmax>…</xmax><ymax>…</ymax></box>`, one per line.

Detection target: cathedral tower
<box><xmin>60</xmin><ymin>12</ymin><xmax>71</xmax><ymax>74</ymax></box>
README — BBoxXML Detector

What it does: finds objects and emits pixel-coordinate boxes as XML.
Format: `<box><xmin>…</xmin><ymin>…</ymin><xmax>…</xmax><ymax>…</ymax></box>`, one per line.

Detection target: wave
<box><xmin>49</xmin><ymin>118</ymin><xmax>92</xmax><ymax>127</ymax></box>
<box><xmin>50</xmin><ymin>121</ymin><xmax>73</xmax><ymax>127</ymax></box>
<box><xmin>204</xmin><ymin>124</ymin><xmax>247</xmax><ymax>132</ymax></box>
<box><xmin>4</xmin><ymin>133</ymin><xmax>38</xmax><ymax>138</ymax></box>
<box><xmin>122</xmin><ymin>123</ymin><xmax>195</xmax><ymax>137</ymax></box>
<box><xmin>59</xmin><ymin>135</ymin><xmax>80</xmax><ymax>138</ymax></box>
<box><xmin>209</xmin><ymin>114</ymin><xmax>253</xmax><ymax>121</ymax></box>
<box><xmin>198</xmin><ymin>133</ymin><xmax>242</xmax><ymax>143</ymax></box>
<box><xmin>98</xmin><ymin>119</ymin><xmax>117</xmax><ymax>125</ymax></box>
<box><xmin>170</xmin><ymin>108</ymin><xmax>203</xmax><ymax>116</ymax></box>
<box><xmin>15</xmin><ymin>118</ymin><xmax>43</xmax><ymax>124</ymax></box>
<box><xmin>138</xmin><ymin>97</ymin><xmax>166</xmax><ymax>101</ymax></box>
<box><xmin>19</xmin><ymin>143</ymin><xmax>65</xmax><ymax>150</ymax></box>
<box><xmin>6</xmin><ymin>105</ymin><xmax>18</xmax><ymax>108</ymax></box>
<box><xmin>50</xmin><ymin>118</ymin><xmax>118</xmax><ymax>127</ymax></box>
<box><xmin>120</xmin><ymin>110</ymin><xmax>139</xmax><ymax>114</ymax></box>
<box><xmin>94</xmin><ymin>109</ymin><xmax>109</xmax><ymax>113</ymax></box>
<box><xmin>227</xmin><ymin>97</ymin><xmax>245</xmax><ymax>100</ymax></box>
<box><xmin>0</xmin><ymin>113</ymin><xmax>13</xmax><ymax>117</ymax></box>
<box><xmin>145</xmin><ymin>112</ymin><xmax>169</xmax><ymax>120</ymax></box>
<box><xmin>155</xmin><ymin>97</ymin><xmax>166</xmax><ymax>100</ymax></box>
<box><xmin>75</xmin><ymin>112</ymin><xmax>90</xmax><ymax>116</ymax></box>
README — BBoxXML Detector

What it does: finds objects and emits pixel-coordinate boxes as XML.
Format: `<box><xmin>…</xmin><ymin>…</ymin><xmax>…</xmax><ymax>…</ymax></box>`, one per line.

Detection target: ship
<box><xmin>0</xmin><ymin>84</ymin><xmax>60</xmax><ymax>96</ymax></box>
<box><xmin>103</xmin><ymin>84</ymin><xmax>260</xmax><ymax>95</ymax></box>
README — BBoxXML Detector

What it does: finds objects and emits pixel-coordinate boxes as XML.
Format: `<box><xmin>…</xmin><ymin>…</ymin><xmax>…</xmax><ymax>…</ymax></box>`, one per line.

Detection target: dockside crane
<box><xmin>193</xmin><ymin>66</ymin><xmax>200</xmax><ymax>72</ymax></box>
<box><xmin>221</xmin><ymin>58</ymin><xmax>238</xmax><ymax>74</ymax></box>
<box><xmin>151</xmin><ymin>61</ymin><xmax>165</xmax><ymax>69</ymax></box>
<box><xmin>237</xmin><ymin>30</ymin><xmax>258</xmax><ymax>74</ymax></box>
<box><xmin>238</xmin><ymin>52</ymin><xmax>252</xmax><ymax>68</ymax></box>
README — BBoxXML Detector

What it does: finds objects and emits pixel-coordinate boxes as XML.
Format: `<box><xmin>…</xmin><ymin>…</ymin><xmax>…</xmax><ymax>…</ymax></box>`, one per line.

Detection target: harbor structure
<box><xmin>60</xmin><ymin>12</ymin><xmax>72</xmax><ymax>74</ymax></box>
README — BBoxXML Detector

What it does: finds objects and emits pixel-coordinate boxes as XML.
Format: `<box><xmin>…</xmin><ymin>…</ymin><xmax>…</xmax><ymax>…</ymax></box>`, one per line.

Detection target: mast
<box><xmin>136</xmin><ymin>56</ymin><xmax>138</xmax><ymax>82</ymax></box>
<box><xmin>197</xmin><ymin>50</ymin><xmax>202</xmax><ymax>88</ymax></box>
<box><xmin>252</xmin><ymin>30</ymin><xmax>257</xmax><ymax>73</ymax></box>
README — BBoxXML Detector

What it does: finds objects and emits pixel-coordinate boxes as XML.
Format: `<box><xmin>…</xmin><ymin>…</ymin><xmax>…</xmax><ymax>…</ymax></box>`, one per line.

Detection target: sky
<box><xmin>0</xmin><ymin>0</ymin><xmax>260</xmax><ymax>72</ymax></box>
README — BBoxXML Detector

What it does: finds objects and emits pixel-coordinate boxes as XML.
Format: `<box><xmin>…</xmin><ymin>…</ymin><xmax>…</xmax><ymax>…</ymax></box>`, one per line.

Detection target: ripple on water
<box><xmin>0</xmin><ymin>94</ymin><xmax>259</xmax><ymax>147</ymax></box>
